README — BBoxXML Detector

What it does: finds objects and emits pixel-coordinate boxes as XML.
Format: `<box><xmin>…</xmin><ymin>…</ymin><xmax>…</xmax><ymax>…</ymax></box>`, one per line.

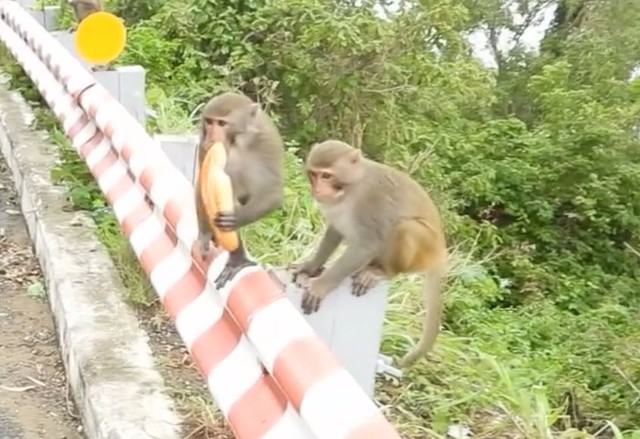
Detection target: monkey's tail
<box><xmin>397</xmin><ymin>267</ymin><xmax>444</xmax><ymax>368</ymax></box>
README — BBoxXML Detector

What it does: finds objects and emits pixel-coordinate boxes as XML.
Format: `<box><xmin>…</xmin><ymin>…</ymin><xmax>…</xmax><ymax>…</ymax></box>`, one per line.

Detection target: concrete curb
<box><xmin>0</xmin><ymin>77</ymin><xmax>183</xmax><ymax>439</ymax></box>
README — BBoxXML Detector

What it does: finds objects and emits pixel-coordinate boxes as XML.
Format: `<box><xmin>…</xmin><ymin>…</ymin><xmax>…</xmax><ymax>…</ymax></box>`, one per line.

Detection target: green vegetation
<box><xmin>3</xmin><ymin>0</ymin><xmax>640</xmax><ymax>437</ymax></box>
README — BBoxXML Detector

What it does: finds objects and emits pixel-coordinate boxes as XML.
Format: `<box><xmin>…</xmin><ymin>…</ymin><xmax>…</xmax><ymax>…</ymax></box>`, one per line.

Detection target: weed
<box><xmin>26</xmin><ymin>281</ymin><xmax>46</xmax><ymax>299</ymax></box>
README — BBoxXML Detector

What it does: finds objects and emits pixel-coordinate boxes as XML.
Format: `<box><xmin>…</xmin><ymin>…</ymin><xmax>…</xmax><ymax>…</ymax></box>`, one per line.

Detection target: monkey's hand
<box><xmin>214</xmin><ymin>211</ymin><xmax>239</xmax><ymax>232</ymax></box>
<box><xmin>301</xmin><ymin>277</ymin><xmax>332</xmax><ymax>314</ymax></box>
<box><xmin>289</xmin><ymin>261</ymin><xmax>325</xmax><ymax>286</ymax></box>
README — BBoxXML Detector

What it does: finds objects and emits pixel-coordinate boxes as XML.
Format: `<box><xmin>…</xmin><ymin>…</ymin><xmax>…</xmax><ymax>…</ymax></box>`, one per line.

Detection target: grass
<box><xmin>1</xmin><ymin>40</ymin><xmax>640</xmax><ymax>439</ymax></box>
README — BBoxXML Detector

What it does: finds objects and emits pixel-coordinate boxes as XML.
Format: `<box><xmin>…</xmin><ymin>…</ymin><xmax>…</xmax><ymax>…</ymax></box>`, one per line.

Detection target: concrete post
<box><xmin>278</xmin><ymin>269</ymin><xmax>390</xmax><ymax>397</ymax></box>
<box><xmin>28</xmin><ymin>6</ymin><xmax>60</xmax><ymax>32</ymax></box>
<box><xmin>93</xmin><ymin>66</ymin><xmax>147</xmax><ymax>126</ymax></box>
<box><xmin>154</xmin><ymin>134</ymin><xmax>199</xmax><ymax>184</ymax></box>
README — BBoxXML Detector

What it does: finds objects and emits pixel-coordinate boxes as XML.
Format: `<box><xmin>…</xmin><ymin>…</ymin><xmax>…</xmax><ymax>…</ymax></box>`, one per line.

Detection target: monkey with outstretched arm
<box><xmin>196</xmin><ymin>92</ymin><xmax>285</xmax><ymax>288</ymax></box>
<box><xmin>291</xmin><ymin>140</ymin><xmax>448</xmax><ymax>368</ymax></box>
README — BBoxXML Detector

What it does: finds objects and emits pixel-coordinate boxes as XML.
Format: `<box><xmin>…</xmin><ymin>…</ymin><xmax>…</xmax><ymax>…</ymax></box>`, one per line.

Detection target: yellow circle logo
<box><xmin>74</xmin><ymin>12</ymin><xmax>126</xmax><ymax>65</ymax></box>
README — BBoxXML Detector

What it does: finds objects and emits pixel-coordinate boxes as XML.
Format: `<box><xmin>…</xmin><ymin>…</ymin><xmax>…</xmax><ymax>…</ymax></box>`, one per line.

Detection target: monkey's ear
<box><xmin>248</xmin><ymin>103</ymin><xmax>261</xmax><ymax>118</ymax></box>
<box><xmin>349</xmin><ymin>148</ymin><xmax>362</xmax><ymax>164</ymax></box>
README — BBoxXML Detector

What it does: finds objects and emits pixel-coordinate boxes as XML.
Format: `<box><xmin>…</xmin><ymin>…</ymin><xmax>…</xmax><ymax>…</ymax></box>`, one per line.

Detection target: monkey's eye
<box><xmin>333</xmin><ymin>183</ymin><xmax>344</xmax><ymax>191</ymax></box>
<box><xmin>217</xmin><ymin>120</ymin><xmax>228</xmax><ymax>127</ymax></box>
<box><xmin>320</xmin><ymin>172</ymin><xmax>331</xmax><ymax>180</ymax></box>
<box><xmin>204</xmin><ymin>117</ymin><xmax>214</xmax><ymax>126</ymax></box>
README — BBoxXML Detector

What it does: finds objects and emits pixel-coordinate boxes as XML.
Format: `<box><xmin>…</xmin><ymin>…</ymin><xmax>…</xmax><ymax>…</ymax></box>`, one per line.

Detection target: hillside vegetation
<box><xmin>5</xmin><ymin>0</ymin><xmax>640</xmax><ymax>437</ymax></box>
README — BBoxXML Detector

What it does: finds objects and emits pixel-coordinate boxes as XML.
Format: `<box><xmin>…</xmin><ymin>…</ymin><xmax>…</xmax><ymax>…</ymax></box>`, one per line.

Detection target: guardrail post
<box><xmin>278</xmin><ymin>269</ymin><xmax>390</xmax><ymax>397</ymax></box>
<box><xmin>28</xmin><ymin>5</ymin><xmax>59</xmax><ymax>31</ymax></box>
<box><xmin>154</xmin><ymin>134</ymin><xmax>199</xmax><ymax>184</ymax></box>
<box><xmin>51</xmin><ymin>31</ymin><xmax>89</xmax><ymax>68</ymax></box>
<box><xmin>93</xmin><ymin>66</ymin><xmax>147</xmax><ymax>125</ymax></box>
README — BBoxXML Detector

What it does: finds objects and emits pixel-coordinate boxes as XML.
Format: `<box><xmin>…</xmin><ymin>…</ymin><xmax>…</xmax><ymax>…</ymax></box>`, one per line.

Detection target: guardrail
<box><xmin>0</xmin><ymin>2</ymin><xmax>402</xmax><ymax>438</ymax></box>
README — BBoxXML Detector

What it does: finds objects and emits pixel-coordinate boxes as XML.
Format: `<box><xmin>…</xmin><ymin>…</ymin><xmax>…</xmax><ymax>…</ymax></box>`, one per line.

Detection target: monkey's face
<box><xmin>211</xmin><ymin>103</ymin><xmax>259</xmax><ymax>148</ymax></box>
<box><xmin>203</xmin><ymin>117</ymin><xmax>226</xmax><ymax>145</ymax></box>
<box><xmin>306</xmin><ymin>144</ymin><xmax>363</xmax><ymax>203</ymax></box>
<box><xmin>307</xmin><ymin>168</ymin><xmax>346</xmax><ymax>203</ymax></box>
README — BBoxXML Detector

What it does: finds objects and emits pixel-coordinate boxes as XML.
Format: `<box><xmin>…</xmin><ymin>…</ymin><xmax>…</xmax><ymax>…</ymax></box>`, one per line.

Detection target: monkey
<box><xmin>196</xmin><ymin>92</ymin><xmax>253</xmax><ymax>260</ymax></box>
<box><xmin>291</xmin><ymin>140</ymin><xmax>448</xmax><ymax>368</ymax></box>
<box><xmin>196</xmin><ymin>92</ymin><xmax>285</xmax><ymax>288</ymax></box>
<box><xmin>69</xmin><ymin>0</ymin><xmax>102</xmax><ymax>29</ymax></box>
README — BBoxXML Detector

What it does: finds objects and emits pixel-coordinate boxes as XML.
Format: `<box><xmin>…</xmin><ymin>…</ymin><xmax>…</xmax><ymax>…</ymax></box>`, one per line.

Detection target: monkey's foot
<box><xmin>215</xmin><ymin>259</ymin><xmax>256</xmax><ymax>289</ymax></box>
<box><xmin>352</xmin><ymin>267</ymin><xmax>384</xmax><ymax>297</ymax></box>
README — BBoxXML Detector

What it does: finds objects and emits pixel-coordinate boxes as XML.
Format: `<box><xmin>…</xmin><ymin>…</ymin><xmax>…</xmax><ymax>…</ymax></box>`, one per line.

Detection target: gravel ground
<box><xmin>0</xmin><ymin>156</ymin><xmax>83</xmax><ymax>439</ymax></box>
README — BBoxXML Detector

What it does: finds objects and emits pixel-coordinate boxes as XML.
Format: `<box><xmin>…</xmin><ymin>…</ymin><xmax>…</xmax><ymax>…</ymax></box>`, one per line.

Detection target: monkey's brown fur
<box><xmin>292</xmin><ymin>140</ymin><xmax>447</xmax><ymax>368</ymax></box>
<box><xmin>69</xmin><ymin>0</ymin><xmax>102</xmax><ymax>25</ymax></box>
<box><xmin>196</xmin><ymin>92</ymin><xmax>285</xmax><ymax>287</ymax></box>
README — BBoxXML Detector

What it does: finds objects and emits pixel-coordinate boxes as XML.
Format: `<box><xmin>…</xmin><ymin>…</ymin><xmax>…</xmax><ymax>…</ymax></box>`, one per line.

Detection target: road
<box><xmin>0</xmin><ymin>156</ymin><xmax>83</xmax><ymax>439</ymax></box>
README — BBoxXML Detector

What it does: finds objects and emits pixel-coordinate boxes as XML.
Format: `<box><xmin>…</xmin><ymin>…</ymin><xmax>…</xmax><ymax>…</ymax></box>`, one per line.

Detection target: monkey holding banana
<box><xmin>196</xmin><ymin>92</ymin><xmax>285</xmax><ymax>288</ymax></box>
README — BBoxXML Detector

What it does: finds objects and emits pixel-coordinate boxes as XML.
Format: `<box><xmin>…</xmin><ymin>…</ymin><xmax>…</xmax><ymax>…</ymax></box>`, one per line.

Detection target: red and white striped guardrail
<box><xmin>0</xmin><ymin>2</ymin><xmax>403</xmax><ymax>438</ymax></box>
